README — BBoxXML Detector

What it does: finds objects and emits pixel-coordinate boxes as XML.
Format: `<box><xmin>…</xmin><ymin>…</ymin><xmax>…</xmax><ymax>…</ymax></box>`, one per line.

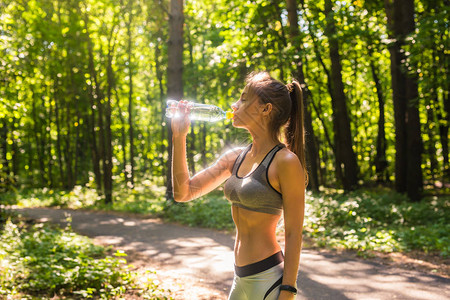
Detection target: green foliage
<box><xmin>162</xmin><ymin>190</ymin><xmax>234</xmax><ymax>230</ymax></box>
<box><xmin>0</xmin><ymin>214</ymin><xmax>170</xmax><ymax>299</ymax></box>
<box><xmin>0</xmin><ymin>0</ymin><xmax>448</xmax><ymax>196</ymax></box>
<box><xmin>304</xmin><ymin>190</ymin><xmax>450</xmax><ymax>256</ymax></box>
<box><xmin>7</xmin><ymin>185</ymin><xmax>449</xmax><ymax>258</ymax></box>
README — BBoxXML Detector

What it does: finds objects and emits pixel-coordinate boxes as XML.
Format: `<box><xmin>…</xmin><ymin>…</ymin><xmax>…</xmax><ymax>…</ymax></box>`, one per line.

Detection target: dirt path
<box><xmin>11</xmin><ymin>207</ymin><xmax>450</xmax><ymax>300</ymax></box>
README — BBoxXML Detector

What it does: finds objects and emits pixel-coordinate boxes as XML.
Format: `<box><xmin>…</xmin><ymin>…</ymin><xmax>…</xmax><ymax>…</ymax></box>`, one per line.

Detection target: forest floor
<box><xmin>8</xmin><ymin>206</ymin><xmax>450</xmax><ymax>300</ymax></box>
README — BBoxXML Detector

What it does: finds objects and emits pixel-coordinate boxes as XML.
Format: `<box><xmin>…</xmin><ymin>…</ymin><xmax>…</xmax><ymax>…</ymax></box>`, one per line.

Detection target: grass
<box><xmin>0</xmin><ymin>211</ymin><xmax>171</xmax><ymax>299</ymax></box>
<box><xmin>2</xmin><ymin>183</ymin><xmax>449</xmax><ymax>258</ymax></box>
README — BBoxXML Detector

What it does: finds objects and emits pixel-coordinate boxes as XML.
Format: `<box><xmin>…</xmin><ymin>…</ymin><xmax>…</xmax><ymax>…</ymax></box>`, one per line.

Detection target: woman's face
<box><xmin>231</xmin><ymin>85</ymin><xmax>265</xmax><ymax>129</ymax></box>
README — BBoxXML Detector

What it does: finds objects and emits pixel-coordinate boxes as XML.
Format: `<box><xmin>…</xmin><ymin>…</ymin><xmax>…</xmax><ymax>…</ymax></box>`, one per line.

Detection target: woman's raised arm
<box><xmin>171</xmin><ymin>101</ymin><xmax>242</xmax><ymax>202</ymax></box>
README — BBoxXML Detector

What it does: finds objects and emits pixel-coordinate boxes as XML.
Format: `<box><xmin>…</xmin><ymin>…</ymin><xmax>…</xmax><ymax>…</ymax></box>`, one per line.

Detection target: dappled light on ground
<box><xmin>11</xmin><ymin>207</ymin><xmax>449</xmax><ymax>300</ymax></box>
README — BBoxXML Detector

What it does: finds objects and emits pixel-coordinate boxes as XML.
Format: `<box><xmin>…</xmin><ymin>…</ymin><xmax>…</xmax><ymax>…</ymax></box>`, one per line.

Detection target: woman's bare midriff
<box><xmin>232</xmin><ymin>205</ymin><xmax>282</xmax><ymax>267</ymax></box>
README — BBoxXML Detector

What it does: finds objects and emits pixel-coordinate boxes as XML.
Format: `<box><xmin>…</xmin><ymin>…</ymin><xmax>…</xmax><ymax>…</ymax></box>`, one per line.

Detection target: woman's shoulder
<box><xmin>274</xmin><ymin>147</ymin><xmax>305</xmax><ymax>184</ymax></box>
<box><xmin>275</xmin><ymin>146</ymin><xmax>302</xmax><ymax>169</ymax></box>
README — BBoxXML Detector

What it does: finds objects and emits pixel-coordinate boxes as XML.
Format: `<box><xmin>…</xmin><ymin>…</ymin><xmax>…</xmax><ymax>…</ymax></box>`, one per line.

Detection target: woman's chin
<box><xmin>232</xmin><ymin>120</ymin><xmax>243</xmax><ymax>128</ymax></box>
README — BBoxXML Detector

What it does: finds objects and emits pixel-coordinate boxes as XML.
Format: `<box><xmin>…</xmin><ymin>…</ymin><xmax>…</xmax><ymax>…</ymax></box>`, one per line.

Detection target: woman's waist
<box><xmin>234</xmin><ymin>250</ymin><xmax>284</xmax><ymax>277</ymax></box>
<box><xmin>234</xmin><ymin>237</ymin><xmax>281</xmax><ymax>267</ymax></box>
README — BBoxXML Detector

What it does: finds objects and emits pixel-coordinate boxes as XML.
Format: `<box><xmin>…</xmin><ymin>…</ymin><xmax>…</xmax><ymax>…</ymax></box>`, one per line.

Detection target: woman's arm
<box><xmin>171</xmin><ymin>102</ymin><xmax>242</xmax><ymax>202</ymax></box>
<box><xmin>277</xmin><ymin>151</ymin><xmax>306</xmax><ymax>300</ymax></box>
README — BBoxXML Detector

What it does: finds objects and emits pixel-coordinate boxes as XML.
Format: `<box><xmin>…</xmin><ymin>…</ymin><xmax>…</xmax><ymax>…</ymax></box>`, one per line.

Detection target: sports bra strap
<box><xmin>231</xmin><ymin>144</ymin><xmax>252</xmax><ymax>175</ymax></box>
<box><xmin>232</xmin><ymin>143</ymin><xmax>285</xmax><ymax>176</ymax></box>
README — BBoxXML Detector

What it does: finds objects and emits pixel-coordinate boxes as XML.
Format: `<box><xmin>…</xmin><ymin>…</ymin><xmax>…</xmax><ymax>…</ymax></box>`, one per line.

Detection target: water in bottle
<box><xmin>166</xmin><ymin>99</ymin><xmax>234</xmax><ymax>122</ymax></box>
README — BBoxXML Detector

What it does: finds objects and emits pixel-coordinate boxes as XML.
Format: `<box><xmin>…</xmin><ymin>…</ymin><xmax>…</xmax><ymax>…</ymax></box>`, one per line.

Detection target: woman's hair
<box><xmin>245</xmin><ymin>71</ymin><xmax>308</xmax><ymax>185</ymax></box>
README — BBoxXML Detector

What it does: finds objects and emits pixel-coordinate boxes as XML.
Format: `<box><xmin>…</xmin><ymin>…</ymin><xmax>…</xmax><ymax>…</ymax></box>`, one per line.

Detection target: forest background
<box><xmin>0</xmin><ymin>0</ymin><xmax>448</xmax><ymax>203</ymax></box>
<box><xmin>0</xmin><ymin>0</ymin><xmax>449</xmax><ymax>297</ymax></box>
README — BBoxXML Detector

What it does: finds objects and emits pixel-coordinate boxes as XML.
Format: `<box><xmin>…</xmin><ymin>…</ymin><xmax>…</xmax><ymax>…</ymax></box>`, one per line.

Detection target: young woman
<box><xmin>171</xmin><ymin>72</ymin><xmax>307</xmax><ymax>300</ymax></box>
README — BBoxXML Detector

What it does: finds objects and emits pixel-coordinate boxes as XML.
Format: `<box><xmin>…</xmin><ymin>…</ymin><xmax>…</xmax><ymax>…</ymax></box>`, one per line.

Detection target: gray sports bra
<box><xmin>223</xmin><ymin>143</ymin><xmax>285</xmax><ymax>215</ymax></box>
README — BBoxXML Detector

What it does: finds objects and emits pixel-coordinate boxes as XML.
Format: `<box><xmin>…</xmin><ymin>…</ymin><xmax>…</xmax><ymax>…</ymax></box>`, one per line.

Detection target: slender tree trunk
<box><xmin>10</xmin><ymin>117</ymin><xmax>18</xmax><ymax>186</ymax></box>
<box><xmin>166</xmin><ymin>0</ymin><xmax>184</xmax><ymax>201</ymax></box>
<box><xmin>74</xmin><ymin>105</ymin><xmax>81</xmax><ymax>186</ymax></box>
<box><xmin>287</xmin><ymin>0</ymin><xmax>319</xmax><ymax>191</ymax></box>
<box><xmin>368</xmin><ymin>46</ymin><xmax>388</xmax><ymax>183</ymax></box>
<box><xmin>26</xmin><ymin>130</ymin><xmax>33</xmax><ymax>181</ymax></box>
<box><xmin>324</xmin><ymin>0</ymin><xmax>359</xmax><ymax>190</ymax></box>
<box><xmin>127</xmin><ymin>5</ymin><xmax>135</xmax><ymax>188</ymax></box>
<box><xmin>426</xmin><ymin>104</ymin><xmax>438</xmax><ymax>182</ymax></box>
<box><xmin>104</xmin><ymin>25</ymin><xmax>117</xmax><ymax>204</ymax></box>
<box><xmin>65</xmin><ymin>55</ymin><xmax>78</xmax><ymax>189</ymax></box>
<box><xmin>115</xmin><ymin>88</ymin><xmax>128</xmax><ymax>180</ymax></box>
<box><xmin>434</xmin><ymin>48</ymin><xmax>449</xmax><ymax>179</ymax></box>
<box><xmin>305</xmin><ymin>12</ymin><xmax>344</xmax><ymax>186</ymax></box>
<box><xmin>31</xmin><ymin>88</ymin><xmax>46</xmax><ymax>185</ymax></box>
<box><xmin>154</xmin><ymin>41</ymin><xmax>166</xmax><ymax>177</ymax></box>
<box><xmin>186</xmin><ymin>26</ymin><xmax>196</xmax><ymax>175</ymax></box>
<box><xmin>200</xmin><ymin>42</ymin><xmax>207</xmax><ymax>168</ymax></box>
<box><xmin>1</xmin><ymin>118</ymin><xmax>9</xmax><ymax>190</ymax></box>
<box><xmin>46</xmin><ymin>92</ymin><xmax>54</xmax><ymax>188</ymax></box>
<box><xmin>385</xmin><ymin>0</ymin><xmax>423</xmax><ymax>201</ymax></box>
<box><xmin>53</xmin><ymin>79</ymin><xmax>65</xmax><ymax>187</ymax></box>
<box><xmin>439</xmin><ymin>93</ymin><xmax>449</xmax><ymax>178</ymax></box>
<box><xmin>81</xmin><ymin>6</ymin><xmax>103</xmax><ymax>193</ymax></box>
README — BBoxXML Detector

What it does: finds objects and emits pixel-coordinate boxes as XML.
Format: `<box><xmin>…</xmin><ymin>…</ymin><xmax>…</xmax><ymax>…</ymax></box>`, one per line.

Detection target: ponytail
<box><xmin>245</xmin><ymin>72</ymin><xmax>308</xmax><ymax>186</ymax></box>
<box><xmin>285</xmin><ymin>81</ymin><xmax>308</xmax><ymax>186</ymax></box>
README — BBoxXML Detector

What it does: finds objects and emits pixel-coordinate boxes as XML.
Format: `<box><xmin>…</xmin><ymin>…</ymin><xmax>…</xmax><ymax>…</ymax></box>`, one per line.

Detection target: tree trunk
<box><xmin>127</xmin><ymin>5</ymin><xmax>135</xmax><ymax>189</ymax></box>
<box><xmin>434</xmin><ymin>48</ymin><xmax>449</xmax><ymax>179</ymax></box>
<box><xmin>385</xmin><ymin>0</ymin><xmax>423</xmax><ymax>201</ymax></box>
<box><xmin>65</xmin><ymin>72</ymin><xmax>74</xmax><ymax>189</ymax></box>
<box><xmin>154</xmin><ymin>41</ymin><xmax>166</xmax><ymax>177</ymax></box>
<box><xmin>10</xmin><ymin>117</ymin><xmax>18</xmax><ymax>187</ymax></box>
<box><xmin>324</xmin><ymin>0</ymin><xmax>359</xmax><ymax>190</ymax></box>
<box><xmin>53</xmin><ymin>78</ymin><xmax>65</xmax><ymax>187</ymax></box>
<box><xmin>115</xmin><ymin>87</ymin><xmax>128</xmax><ymax>181</ymax></box>
<box><xmin>104</xmin><ymin>24</ymin><xmax>117</xmax><ymax>204</ymax></box>
<box><xmin>81</xmin><ymin>5</ymin><xmax>103</xmax><ymax>193</ymax></box>
<box><xmin>1</xmin><ymin>118</ymin><xmax>9</xmax><ymax>190</ymax></box>
<box><xmin>305</xmin><ymin>10</ymin><xmax>344</xmax><ymax>186</ymax></box>
<box><xmin>187</xmin><ymin>26</ymin><xmax>197</xmax><ymax>176</ymax></box>
<box><xmin>46</xmin><ymin>93</ymin><xmax>54</xmax><ymax>188</ymax></box>
<box><xmin>166</xmin><ymin>0</ymin><xmax>184</xmax><ymax>201</ymax></box>
<box><xmin>287</xmin><ymin>0</ymin><xmax>319</xmax><ymax>191</ymax></box>
<box><xmin>368</xmin><ymin>46</ymin><xmax>388</xmax><ymax>183</ymax></box>
<box><xmin>439</xmin><ymin>93</ymin><xmax>449</xmax><ymax>178</ymax></box>
<box><xmin>426</xmin><ymin>104</ymin><xmax>437</xmax><ymax>182</ymax></box>
<box><xmin>31</xmin><ymin>88</ymin><xmax>47</xmax><ymax>185</ymax></box>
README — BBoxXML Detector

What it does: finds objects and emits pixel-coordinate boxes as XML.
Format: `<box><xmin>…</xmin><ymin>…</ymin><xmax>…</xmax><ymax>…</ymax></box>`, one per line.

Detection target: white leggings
<box><xmin>228</xmin><ymin>263</ymin><xmax>284</xmax><ymax>300</ymax></box>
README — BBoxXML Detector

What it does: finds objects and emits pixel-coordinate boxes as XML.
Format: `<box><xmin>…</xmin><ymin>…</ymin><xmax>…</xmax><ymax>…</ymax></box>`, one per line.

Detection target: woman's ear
<box><xmin>262</xmin><ymin>103</ymin><xmax>272</xmax><ymax>116</ymax></box>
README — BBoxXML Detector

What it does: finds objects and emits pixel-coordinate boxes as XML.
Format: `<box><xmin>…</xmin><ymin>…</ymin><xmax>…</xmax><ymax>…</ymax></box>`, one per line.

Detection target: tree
<box><xmin>166</xmin><ymin>0</ymin><xmax>184</xmax><ymax>201</ymax></box>
<box><xmin>384</xmin><ymin>0</ymin><xmax>423</xmax><ymax>201</ymax></box>
<box><xmin>287</xmin><ymin>0</ymin><xmax>319</xmax><ymax>191</ymax></box>
<box><xmin>324</xmin><ymin>0</ymin><xmax>359</xmax><ymax>190</ymax></box>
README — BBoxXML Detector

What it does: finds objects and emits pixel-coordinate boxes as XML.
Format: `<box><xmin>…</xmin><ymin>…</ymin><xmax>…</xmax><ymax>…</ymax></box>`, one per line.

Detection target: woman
<box><xmin>171</xmin><ymin>72</ymin><xmax>307</xmax><ymax>300</ymax></box>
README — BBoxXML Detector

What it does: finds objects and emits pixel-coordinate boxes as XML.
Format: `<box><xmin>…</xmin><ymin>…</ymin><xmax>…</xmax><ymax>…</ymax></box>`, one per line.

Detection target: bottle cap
<box><xmin>226</xmin><ymin>111</ymin><xmax>234</xmax><ymax>119</ymax></box>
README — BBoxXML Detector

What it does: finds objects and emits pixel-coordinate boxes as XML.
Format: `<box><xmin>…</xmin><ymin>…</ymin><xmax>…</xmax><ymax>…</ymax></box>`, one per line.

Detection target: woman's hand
<box><xmin>171</xmin><ymin>100</ymin><xmax>190</xmax><ymax>137</ymax></box>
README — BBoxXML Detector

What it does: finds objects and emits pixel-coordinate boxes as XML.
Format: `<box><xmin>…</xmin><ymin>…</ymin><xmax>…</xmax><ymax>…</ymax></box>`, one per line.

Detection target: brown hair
<box><xmin>245</xmin><ymin>71</ymin><xmax>308</xmax><ymax>185</ymax></box>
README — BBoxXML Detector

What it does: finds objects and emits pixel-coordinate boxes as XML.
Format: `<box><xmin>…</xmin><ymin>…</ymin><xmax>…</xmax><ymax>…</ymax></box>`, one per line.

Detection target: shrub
<box><xmin>0</xmin><ymin>216</ymin><xmax>170</xmax><ymax>299</ymax></box>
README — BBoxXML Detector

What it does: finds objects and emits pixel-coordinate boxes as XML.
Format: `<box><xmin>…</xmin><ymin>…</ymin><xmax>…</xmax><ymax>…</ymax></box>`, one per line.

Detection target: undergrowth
<box><xmin>0</xmin><ymin>211</ymin><xmax>171</xmax><ymax>299</ymax></box>
<box><xmin>2</xmin><ymin>184</ymin><xmax>449</xmax><ymax>257</ymax></box>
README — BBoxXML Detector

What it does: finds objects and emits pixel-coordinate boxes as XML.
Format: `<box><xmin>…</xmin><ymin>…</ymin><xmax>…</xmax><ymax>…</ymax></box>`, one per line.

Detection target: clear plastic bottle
<box><xmin>166</xmin><ymin>99</ymin><xmax>234</xmax><ymax>122</ymax></box>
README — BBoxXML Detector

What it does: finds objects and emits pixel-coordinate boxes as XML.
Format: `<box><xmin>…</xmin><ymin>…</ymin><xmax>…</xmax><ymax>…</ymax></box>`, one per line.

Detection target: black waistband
<box><xmin>235</xmin><ymin>251</ymin><xmax>284</xmax><ymax>277</ymax></box>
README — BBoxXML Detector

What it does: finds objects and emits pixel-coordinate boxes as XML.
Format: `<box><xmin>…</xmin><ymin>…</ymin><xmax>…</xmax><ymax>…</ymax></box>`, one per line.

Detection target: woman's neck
<box><xmin>248</xmin><ymin>131</ymin><xmax>280</xmax><ymax>157</ymax></box>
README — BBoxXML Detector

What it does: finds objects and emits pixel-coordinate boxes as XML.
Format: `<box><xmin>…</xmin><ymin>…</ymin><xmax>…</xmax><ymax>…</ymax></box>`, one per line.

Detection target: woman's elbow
<box><xmin>173</xmin><ymin>192</ymin><xmax>187</xmax><ymax>202</ymax></box>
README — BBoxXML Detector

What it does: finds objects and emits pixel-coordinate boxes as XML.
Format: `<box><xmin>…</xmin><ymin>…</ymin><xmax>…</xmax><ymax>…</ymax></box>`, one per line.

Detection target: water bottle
<box><xmin>166</xmin><ymin>99</ymin><xmax>234</xmax><ymax>122</ymax></box>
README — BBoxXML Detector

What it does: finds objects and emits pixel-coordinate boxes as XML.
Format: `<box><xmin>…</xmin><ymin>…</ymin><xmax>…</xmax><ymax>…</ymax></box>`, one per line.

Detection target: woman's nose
<box><xmin>231</xmin><ymin>102</ymin><xmax>238</xmax><ymax>111</ymax></box>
